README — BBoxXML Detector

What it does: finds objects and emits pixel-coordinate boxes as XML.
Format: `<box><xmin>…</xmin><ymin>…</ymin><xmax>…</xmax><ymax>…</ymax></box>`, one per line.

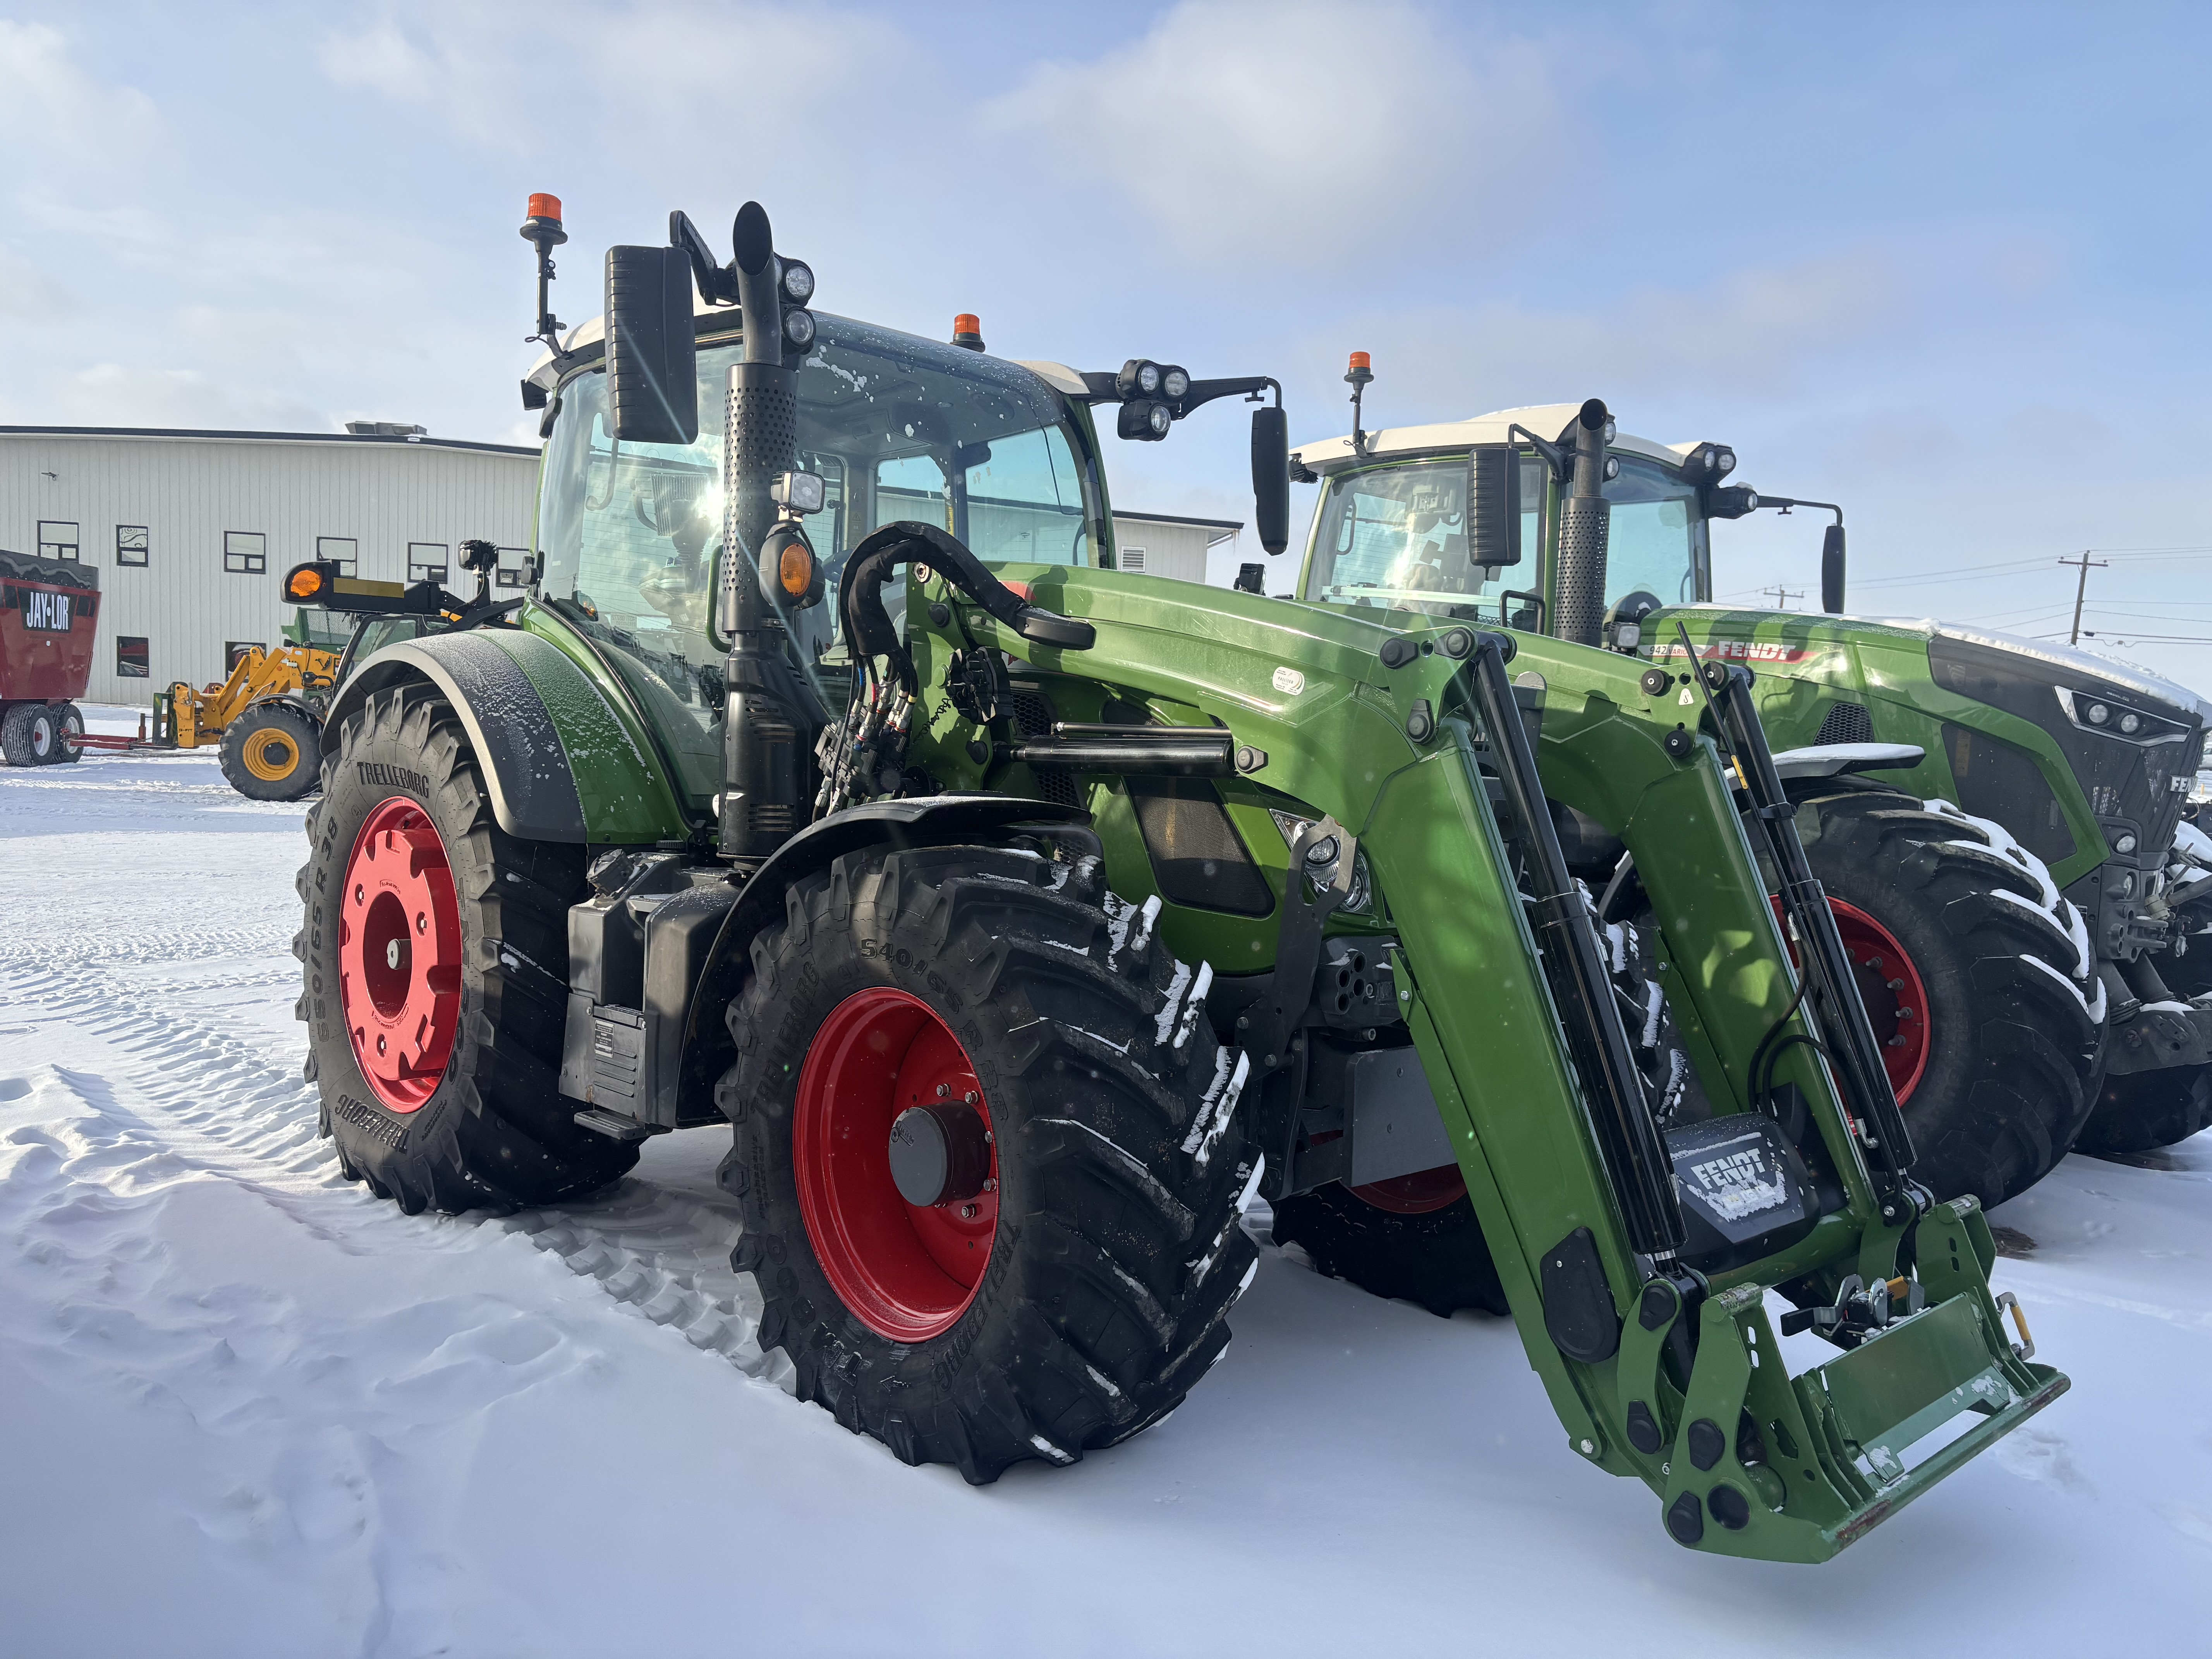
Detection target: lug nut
<box><xmin>354</xmin><ymin>884</ymin><xmax>364</xmax><ymax>903</ymax></box>
<box><xmin>960</xmin><ymin>1203</ymin><xmax>979</xmax><ymax>1219</ymax></box>
<box><xmin>376</xmin><ymin>1035</ymin><xmax>386</xmax><ymax>1054</ymax></box>
<box><xmin>417</xmin><ymin>913</ymin><xmax>427</xmax><ymax>933</ymax></box>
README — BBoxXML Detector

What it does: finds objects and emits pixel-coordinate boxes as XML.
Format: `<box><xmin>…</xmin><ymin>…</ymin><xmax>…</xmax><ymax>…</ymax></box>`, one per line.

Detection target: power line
<box><xmin>1759</xmin><ymin>584</ymin><xmax>1805</xmax><ymax>610</ymax></box>
<box><xmin>2059</xmin><ymin>551</ymin><xmax>2108</xmax><ymax>645</ymax></box>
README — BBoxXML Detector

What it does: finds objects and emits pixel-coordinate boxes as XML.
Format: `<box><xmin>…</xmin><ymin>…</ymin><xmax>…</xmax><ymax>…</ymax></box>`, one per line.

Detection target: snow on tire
<box><xmin>716</xmin><ymin>842</ymin><xmax>1257</xmax><ymax>1484</ymax></box>
<box><xmin>1791</xmin><ymin>786</ymin><xmax>2104</xmax><ymax>1206</ymax></box>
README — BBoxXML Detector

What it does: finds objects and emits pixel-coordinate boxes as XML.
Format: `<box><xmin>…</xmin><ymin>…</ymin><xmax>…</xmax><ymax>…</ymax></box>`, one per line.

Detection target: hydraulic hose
<box><xmin>1673</xmin><ymin>622</ymin><xmax>1920</xmax><ymax>1214</ymax></box>
<box><xmin>1467</xmin><ymin>631</ymin><xmax>1688</xmax><ymax>1259</ymax></box>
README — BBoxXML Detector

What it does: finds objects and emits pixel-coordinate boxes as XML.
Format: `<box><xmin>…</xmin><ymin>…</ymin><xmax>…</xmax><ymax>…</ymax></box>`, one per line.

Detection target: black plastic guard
<box><xmin>1541</xmin><ymin>1226</ymin><xmax>1621</xmax><ymax>1364</ymax></box>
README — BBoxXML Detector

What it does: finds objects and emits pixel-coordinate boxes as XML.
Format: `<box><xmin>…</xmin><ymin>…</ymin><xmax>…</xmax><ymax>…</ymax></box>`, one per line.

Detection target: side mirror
<box><xmin>604</xmin><ymin>244</ymin><xmax>697</xmax><ymax>445</ymax></box>
<box><xmin>1469</xmin><ymin>446</ymin><xmax>1523</xmax><ymax>567</ymax></box>
<box><xmin>1821</xmin><ymin>523</ymin><xmax>1846</xmax><ymax>613</ymax></box>
<box><xmin>1250</xmin><ymin>405</ymin><xmax>1290</xmax><ymax>555</ymax></box>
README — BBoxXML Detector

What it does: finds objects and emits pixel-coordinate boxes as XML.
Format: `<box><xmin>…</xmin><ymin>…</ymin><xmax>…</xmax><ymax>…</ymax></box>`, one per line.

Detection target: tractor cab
<box><xmin>1293</xmin><ymin>401</ymin><xmax>1708</xmax><ymax>635</ymax></box>
<box><xmin>529</xmin><ymin>310</ymin><xmax>1113</xmax><ymax>810</ymax></box>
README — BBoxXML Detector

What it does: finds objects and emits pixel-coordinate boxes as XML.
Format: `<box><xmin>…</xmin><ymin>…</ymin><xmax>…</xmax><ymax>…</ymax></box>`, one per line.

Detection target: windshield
<box><xmin>534</xmin><ymin>315</ymin><xmax>1098</xmax><ymax>805</ymax></box>
<box><xmin>1304</xmin><ymin>456</ymin><xmax>1545</xmax><ymax>619</ymax></box>
<box><xmin>1603</xmin><ymin>455</ymin><xmax>1702</xmax><ymax>610</ymax></box>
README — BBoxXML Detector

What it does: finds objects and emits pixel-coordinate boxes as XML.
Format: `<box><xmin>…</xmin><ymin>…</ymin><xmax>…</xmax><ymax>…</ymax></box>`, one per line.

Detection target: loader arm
<box><xmin>901</xmin><ymin>563</ymin><xmax>2066</xmax><ymax>1561</ymax></box>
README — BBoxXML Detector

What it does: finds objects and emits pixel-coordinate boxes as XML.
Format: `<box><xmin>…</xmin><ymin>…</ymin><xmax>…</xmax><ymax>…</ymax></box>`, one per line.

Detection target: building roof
<box><xmin>1113</xmin><ymin>509</ymin><xmax>1244</xmax><ymax>532</ymax></box>
<box><xmin>1290</xmin><ymin>402</ymin><xmax>1690</xmax><ymax>476</ymax></box>
<box><xmin>0</xmin><ymin>425</ymin><xmax>539</xmax><ymax>459</ymax></box>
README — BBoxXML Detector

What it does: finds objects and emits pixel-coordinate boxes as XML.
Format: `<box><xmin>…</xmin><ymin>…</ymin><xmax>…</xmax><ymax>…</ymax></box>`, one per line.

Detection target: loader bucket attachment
<box><xmin>1636</xmin><ymin>1199</ymin><xmax>2065</xmax><ymax>1559</ymax></box>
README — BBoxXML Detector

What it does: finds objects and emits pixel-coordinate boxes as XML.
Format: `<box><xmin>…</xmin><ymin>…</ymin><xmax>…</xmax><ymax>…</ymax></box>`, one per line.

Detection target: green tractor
<box><xmin>289</xmin><ymin>196</ymin><xmax>2065</xmax><ymax>1561</ymax></box>
<box><xmin>1288</xmin><ymin>375</ymin><xmax>2210</xmax><ymax>1204</ymax></box>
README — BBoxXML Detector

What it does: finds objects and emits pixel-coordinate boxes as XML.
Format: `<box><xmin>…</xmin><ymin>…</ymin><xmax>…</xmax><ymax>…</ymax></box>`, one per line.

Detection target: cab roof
<box><xmin>1290</xmin><ymin>403</ymin><xmax>1692</xmax><ymax>476</ymax></box>
<box><xmin>525</xmin><ymin>299</ymin><xmax>1087</xmax><ymax>400</ymax></box>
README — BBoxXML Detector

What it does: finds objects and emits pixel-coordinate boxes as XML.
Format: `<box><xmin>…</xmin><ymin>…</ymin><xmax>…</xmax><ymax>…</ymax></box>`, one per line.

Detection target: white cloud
<box><xmin>1295</xmin><ymin>247</ymin><xmax>1913</xmax><ymax>430</ymax></box>
<box><xmin>0</xmin><ymin>244</ymin><xmax>71</xmax><ymax>319</ymax></box>
<box><xmin>316</xmin><ymin>19</ymin><xmax>435</xmax><ymax>103</ymax></box>
<box><xmin>0</xmin><ymin>21</ymin><xmax>162</xmax><ymax>177</ymax></box>
<box><xmin>982</xmin><ymin>0</ymin><xmax>1563</xmax><ymax>264</ymax></box>
<box><xmin>47</xmin><ymin>363</ymin><xmax>329</xmax><ymax>433</ymax></box>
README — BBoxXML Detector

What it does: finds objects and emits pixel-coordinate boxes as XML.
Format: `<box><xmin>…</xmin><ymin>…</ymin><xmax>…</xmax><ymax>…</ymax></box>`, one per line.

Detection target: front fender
<box><xmin>323</xmin><ymin>628</ymin><xmax>687</xmax><ymax>843</ymax></box>
<box><xmin>673</xmin><ymin>795</ymin><xmax>1090</xmax><ymax>1118</ymax></box>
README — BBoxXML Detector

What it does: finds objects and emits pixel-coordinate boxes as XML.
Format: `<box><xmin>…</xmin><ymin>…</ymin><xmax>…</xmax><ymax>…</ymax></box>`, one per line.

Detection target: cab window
<box><xmin>1603</xmin><ymin>456</ymin><xmax>1701</xmax><ymax>610</ymax></box>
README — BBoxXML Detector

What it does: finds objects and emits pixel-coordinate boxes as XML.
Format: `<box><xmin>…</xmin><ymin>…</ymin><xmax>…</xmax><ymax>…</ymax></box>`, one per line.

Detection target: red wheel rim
<box><xmin>1770</xmin><ymin>895</ymin><xmax>1930</xmax><ymax>1106</ymax></box>
<box><xmin>339</xmin><ymin>797</ymin><xmax>462</xmax><ymax>1113</ymax></box>
<box><xmin>793</xmin><ymin>988</ymin><xmax>998</xmax><ymax>1342</ymax></box>
<box><xmin>1350</xmin><ymin>1163</ymin><xmax>1467</xmax><ymax>1215</ymax></box>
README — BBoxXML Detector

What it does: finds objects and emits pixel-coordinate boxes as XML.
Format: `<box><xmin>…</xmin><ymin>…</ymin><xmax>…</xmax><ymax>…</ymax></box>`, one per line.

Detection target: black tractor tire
<box><xmin>719</xmin><ymin>843</ymin><xmax>1258</xmax><ymax>1484</ymax></box>
<box><xmin>294</xmin><ymin>683</ymin><xmax>639</xmax><ymax>1212</ymax></box>
<box><xmin>222</xmin><ymin>701</ymin><xmax>323</xmax><ymax>801</ymax></box>
<box><xmin>1270</xmin><ymin>1185</ymin><xmax>1509</xmax><ymax>1318</ymax></box>
<box><xmin>1</xmin><ymin>701</ymin><xmax>60</xmax><ymax>765</ymax></box>
<box><xmin>51</xmin><ymin>703</ymin><xmax>84</xmax><ymax>763</ymax></box>
<box><xmin>2075</xmin><ymin>1064</ymin><xmax>2212</xmax><ymax>1156</ymax></box>
<box><xmin>1791</xmin><ymin>787</ymin><xmax>2103</xmax><ymax>1206</ymax></box>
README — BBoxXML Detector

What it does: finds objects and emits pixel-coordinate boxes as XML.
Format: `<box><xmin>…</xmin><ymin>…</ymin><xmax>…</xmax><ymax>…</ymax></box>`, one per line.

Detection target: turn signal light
<box><xmin>780</xmin><ymin>539</ymin><xmax>814</xmax><ymax>596</ymax></box>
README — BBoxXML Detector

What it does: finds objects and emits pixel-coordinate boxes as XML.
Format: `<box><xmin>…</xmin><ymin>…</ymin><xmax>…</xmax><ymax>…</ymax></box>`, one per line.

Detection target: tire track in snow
<box><xmin>0</xmin><ymin>959</ymin><xmax>790</xmax><ymax>1389</ymax></box>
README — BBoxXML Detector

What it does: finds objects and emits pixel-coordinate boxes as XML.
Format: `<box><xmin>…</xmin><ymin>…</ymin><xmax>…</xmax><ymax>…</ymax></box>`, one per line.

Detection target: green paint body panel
<box><xmin>1647</xmin><ymin>606</ymin><xmax>2108</xmax><ymax>888</ymax></box>
<box><xmin>891</xmin><ymin>560</ymin><xmax>2058</xmax><ymax>1559</ymax></box>
<box><xmin>500</xmin><ymin>604</ymin><xmax>694</xmax><ymax>843</ymax></box>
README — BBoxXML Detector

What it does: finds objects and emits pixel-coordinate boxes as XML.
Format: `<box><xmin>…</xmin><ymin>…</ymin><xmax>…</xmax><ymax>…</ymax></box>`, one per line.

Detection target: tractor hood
<box><xmin>1662</xmin><ymin>605</ymin><xmax>2209</xmax><ymax>724</ymax></box>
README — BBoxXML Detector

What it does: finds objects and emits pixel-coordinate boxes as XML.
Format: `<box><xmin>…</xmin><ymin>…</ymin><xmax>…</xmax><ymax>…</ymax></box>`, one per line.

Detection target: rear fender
<box><xmin>323</xmin><ymin>629</ymin><xmax>687</xmax><ymax>843</ymax></box>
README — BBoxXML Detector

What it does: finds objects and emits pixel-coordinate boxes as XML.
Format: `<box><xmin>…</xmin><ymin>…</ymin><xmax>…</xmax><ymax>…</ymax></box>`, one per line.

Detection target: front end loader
<box><xmin>286</xmin><ymin>195</ymin><xmax>2065</xmax><ymax>1560</ymax></box>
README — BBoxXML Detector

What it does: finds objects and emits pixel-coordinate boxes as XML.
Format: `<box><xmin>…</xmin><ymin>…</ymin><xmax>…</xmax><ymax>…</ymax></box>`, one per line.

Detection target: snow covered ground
<box><xmin>3</xmin><ymin>737</ymin><xmax>2209</xmax><ymax>1657</ymax></box>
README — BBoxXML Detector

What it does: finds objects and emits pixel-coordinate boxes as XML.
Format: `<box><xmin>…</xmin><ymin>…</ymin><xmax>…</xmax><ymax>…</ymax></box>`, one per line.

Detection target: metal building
<box><xmin>1108</xmin><ymin>509</ymin><xmax>1242</xmax><ymax>584</ymax></box>
<box><xmin>0</xmin><ymin>425</ymin><xmax>538</xmax><ymax>705</ymax></box>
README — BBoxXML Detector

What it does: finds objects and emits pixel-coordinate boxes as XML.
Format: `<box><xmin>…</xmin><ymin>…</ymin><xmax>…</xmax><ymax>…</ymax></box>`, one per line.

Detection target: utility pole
<box><xmin>1760</xmin><ymin>584</ymin><xmax>1804</xmax><ymax>611</ymax></box>
<box><xmin>2060</xmin><ymin>551</ymin><xmax>2108</xmax><ymax>644</ymax></box>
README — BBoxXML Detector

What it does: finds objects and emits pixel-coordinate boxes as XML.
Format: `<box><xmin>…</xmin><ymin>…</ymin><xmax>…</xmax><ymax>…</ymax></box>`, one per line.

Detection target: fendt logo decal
<box><xmin>357</xmin><ymin>762</ymin><xmax>431</xmax><ymax>793</ymax></box>
<box><xmin>22</xmin><ymin>590</ymin><xmax>72</xmax><ymax>632</ymax></box>
<box><xmin>1652</xmin><ymin>638</ymin><xmax>1810</xmax><ymax>665</ymax></box>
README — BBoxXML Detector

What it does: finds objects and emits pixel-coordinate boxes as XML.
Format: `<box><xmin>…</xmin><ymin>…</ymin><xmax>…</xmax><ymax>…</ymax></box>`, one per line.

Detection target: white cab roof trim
<box><xmin>527</xmin><ymin>304</ymin><xmax>1074</xmax><ymax>405</ymax></box>
<box><xmin>1290</xmin><ymin>403</ymin><xmax>1689</xmax><ymax>475</ymax></box>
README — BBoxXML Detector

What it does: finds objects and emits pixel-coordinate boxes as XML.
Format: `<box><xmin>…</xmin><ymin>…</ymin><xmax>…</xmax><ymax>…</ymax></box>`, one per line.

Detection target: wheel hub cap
<box><xmin>1771</xmin><ymin>895</ymin><xmax>1930</xmax><ymax>1106</ymax></box>
<box><xmin>244</xmin><ymin>728</ymin><xmax>298</xmax><ymax>780</ymax></box>
<box><xmin>338</xmin><ymin>797</ymin><xmax>462</xmax><ymax>1113</ymax></box>
<box><xmin>793</xmin><ymin>988</ymin><xmax>998</xmax><ymax>1341</ymax></box>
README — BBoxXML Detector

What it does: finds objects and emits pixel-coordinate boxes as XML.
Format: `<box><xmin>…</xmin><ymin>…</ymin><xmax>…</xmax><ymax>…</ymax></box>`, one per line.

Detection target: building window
<box><xmin>225</xmin><ymin>641</ymin><xmax>264</xmax><ymax>672</ymax></box>
<box><xmin>494</xmin><ymin>546</ymin><xmax>531</xmax><ymax>588</ymax></box>
<box><xmin>316</xmin><ymin>536</ymin><xmax>358</xmax><ymax>576</ymax></box>
<box><xmin>38</xmin><ymin>520</ymin><xmax>80</xmax><ymax>562</ymax></box>
<box><xmin>408</xmin><ymin>543</ymin><xmax>449</xmax><ymax>584</ymax></box>
<box><xmin>1120</xmin><ymin>545</ymin><xmax>1147</xmax><ymax>572</ymax></box>
<box><xmin>223</xmin><ymin>531</ymin><xmax>266</xmax><ymax>574</ymax></box>
<box><xmin>117</xmin><ymin>636</ymin><xmax>150</xmax><ymax>678</ymax></box>
<box><xmin>115</xmin><ymin>525</ymin><xmax>149</xmax><ymax>566</ymax></box>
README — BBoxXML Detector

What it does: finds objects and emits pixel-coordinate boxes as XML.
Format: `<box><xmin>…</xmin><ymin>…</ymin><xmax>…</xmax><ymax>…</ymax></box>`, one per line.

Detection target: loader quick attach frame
<box><xmin>898</xmin><ymin>569</ymin><xmax>2066</xmax><ymax>1561</ymax></box>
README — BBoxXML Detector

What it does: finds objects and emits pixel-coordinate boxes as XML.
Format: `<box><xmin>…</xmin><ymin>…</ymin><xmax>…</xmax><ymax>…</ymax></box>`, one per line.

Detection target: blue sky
<box><xmin>5</xmin><ymin>1</ymin><xmax>2211</xmax><ymax>687</ymax></box>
